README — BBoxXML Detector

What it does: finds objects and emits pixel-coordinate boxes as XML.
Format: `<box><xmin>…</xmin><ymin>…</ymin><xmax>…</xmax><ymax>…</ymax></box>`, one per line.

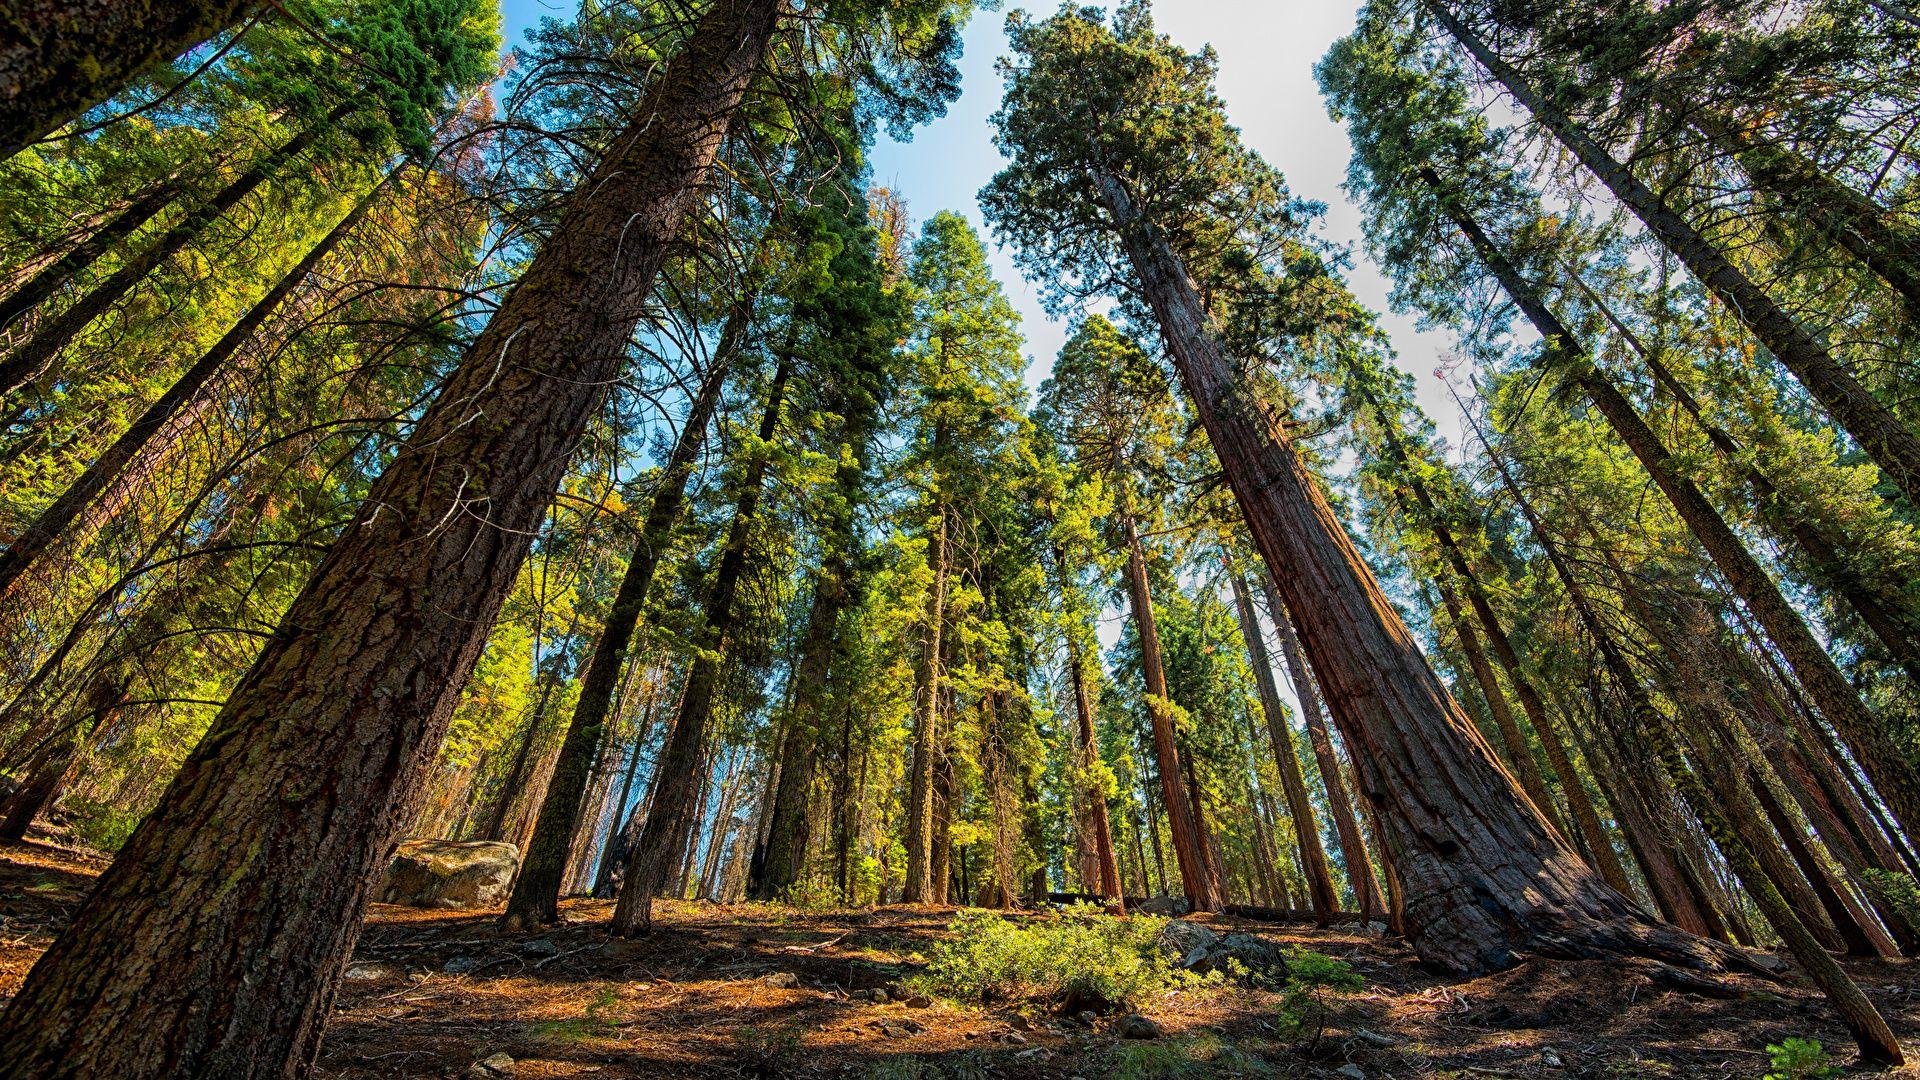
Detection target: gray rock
<box><xmin>1154</xmin><ymin>922</ymin><xmax>1288</xmax><ymax>978</ymax></box>
<box><xmin>379</xmin><ymin>839</ymin><xmax>519</xmax><ymax>910</ymax></box>
<box><xmin>519</xmin><ymin>938</ymin><xmax>562</xmax><ymax>958</ymax></box>
<box><xmin>342</xmin><ymin>962</ymin><xmax>394</xmax><ymax>982</ymax></box>
<box><xmin>1134</xmin><ymin>896</ymin><xmax>1189</xmax><ymax>916</ymax></box>
<box><xmin>1349</xmin><ymin>1028</ymin><xmax>1398</xmax><ymax>1048</ymax></box>
<box><xmin>1008</xmin><ymin>1014</ymin><xmax>1033</xmax><ymax>1032</ymax></box>
<box><xmin>468</xmin><ymin>1051</ymin><xmax>516</xmax><ymax>1077</ymax></box>
<box><xmin>442</xmin><ymin>956</ymin><xmax>482</xmax><ymax>975</ymax></box>
<box><xmin>1336</xmin><ymin>1066</ymin><xmax>1365</xmax><ymax>1080</ymax></box>
<box><xmin>761</xmin><ymin>972</ymin><xmax>801</xmax><ymax>989</ymax></box>
<box><xmin>1116</xmin><ymin>1014</ymin><xmax>1161</xmax><ymax>1040</ymax></box>
<box><xmin>1542</xmin><ymin>1049</ymin><xmax>1565</xmax><ymax>1068</ymax></box>
<box><xmin>1156</xmin><ymin>920</ymin><xmax>1221</xmax><ymax>969</ymax></box>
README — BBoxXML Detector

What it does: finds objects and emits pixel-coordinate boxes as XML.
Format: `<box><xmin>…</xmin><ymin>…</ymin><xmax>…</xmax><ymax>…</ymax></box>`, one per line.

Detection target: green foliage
<box><xmin>910</xmin><ymin>903</ymin><xmax>1184</xmax><ymax>1009</ymax></box>
<box><xmin>1762</xmin><ymin>1037</ymin><xmax>1838</xmax><ymax>1080</ymax></box>
<box><xmin>62</xmin><ymin>796</ymin><xmax>143</xmax><ymax>853</ymax></box>
<box><xmin>1105</xmin><ymin>1034</ymin><xmax>1270</xmax><ymax>1079</ymax></box>
<box><xmin>1271</xmin><ymin>949</ymin><xmax>1363</xmax><ymax>1051</ymax></box>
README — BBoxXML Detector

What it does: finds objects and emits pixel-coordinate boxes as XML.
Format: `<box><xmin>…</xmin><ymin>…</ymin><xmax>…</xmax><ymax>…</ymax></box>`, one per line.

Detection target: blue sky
<box><xmin>496</xmin><ymin>0</ymin><xmax>1467</xmax><ymax>449</ymax></box>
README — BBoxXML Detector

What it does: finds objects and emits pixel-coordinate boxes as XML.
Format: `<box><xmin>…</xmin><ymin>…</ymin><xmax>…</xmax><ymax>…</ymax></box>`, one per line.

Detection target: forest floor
<box><xmin>6</xmin><ymin>838</ymin><xmax>1920</xmax><ymax>1079</ymax></box>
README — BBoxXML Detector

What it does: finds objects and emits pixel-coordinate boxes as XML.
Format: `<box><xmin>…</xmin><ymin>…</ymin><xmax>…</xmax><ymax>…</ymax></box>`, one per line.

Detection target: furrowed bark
<box><xmin>1258</xmin><ymin>575</ymin><xmax>1382</xmax><ymax>921</ymax></box>
<box><xmin>1091</xmin><ymin>168</ymin><xmax>1703</xmax><ymax>973</ymax></box>
<box><xmin>0</xmin><ymin>2</ymin><xmax>782</xmax><ymax>1072</ymax></box>
<box><xmin>0</xmin><ymin>0</ymin><xmax>258</xmax><ymax>160</ymax></box>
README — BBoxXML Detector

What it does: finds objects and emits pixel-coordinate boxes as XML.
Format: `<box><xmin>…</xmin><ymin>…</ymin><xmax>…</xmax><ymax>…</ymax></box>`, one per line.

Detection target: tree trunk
<box><xmin>1119</xmin><ymin>509</ymin><xmax>1224</xmax><ymax>910</ymax></box>
<box><xmin>0</xmin><ymin>177</ymin><xmax>185</xmax><ymax>334</ymax></box>
<box><xmin>902</xmin><ymin>500</ymin><xmax>948</xmax><ymax>903</ymax></box>
<box><xmin>1482</xmin><ymin>418</ymin><xmax>1901</xmax><ymax>1061</ymax></box>
<box><xmin>1258</xmin><ymin>576</ymin><xmax>1382</xmax><ymax>921</ymax></box>
<box><xmin>1230</xmin><ymin>571</ymin><xmax>1337</xmax><ymax>922</ymax></box>
<box><xmin>1066</xmin><ymin>626</ymin><xmax>1123</xmax><ymax>905</ymax></box>
<box><xmin>1091</xmin><ymin>167</ymin><xmax>1710</xmax><ymax>973</ymax></box>
<box><xmin>1429</xmin><ymin>3</ymin><xmax>1920</xmax><ymax>506</ymax></box>
<box><xmin>0</xmin><ymin>169</ymin><xmax>388</xmax><ymax>607</ymax></box>
<box><xmin>0</xmin><ymin>0</ymin><xmax>258</xmax><ymax>159</ymax></box>
<box><xmin>1435</xmin><ymin>576</ymin><xmax>1560</xmax><ymax>823</ymax></box>
<box><xmin>502</xmin><ymin>303</ymin><xmax>747</xmax><ymax>929</ymax></box>
<box><xmin>612</xmin><ymin>352</ymin><xmax>791</xmax><ymax>935</ymax></box>
<box><xmin>0</xmin><ymin>104</ymin><xmax>349</xmax><ymax>400</ymax></box>
<box><xmin>1434</xmin><ymin>183</ymin><xmax>1920</xmax><ymax>849</ymax></box>
<box><xmin>0</xmin><ymin>2</ymin><xmax>782</xmax><ymax>1072</ymax></box>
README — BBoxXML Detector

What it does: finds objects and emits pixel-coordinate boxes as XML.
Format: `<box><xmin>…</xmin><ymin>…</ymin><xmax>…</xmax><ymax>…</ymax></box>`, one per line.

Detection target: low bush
<box><xmin>1762</xmin><ymin>1037</ymin><xmax>1837</xmax><ymax>1080</ymax></box>
<box><xmin>910</xmin><ymin>902</ymin><xmax>1190</xmax><ymax>1010</ymax></box>
<box><xmin>62</xmin><ymin>796</ymin><xmax>141</xmax><ymax>853</ymax></box>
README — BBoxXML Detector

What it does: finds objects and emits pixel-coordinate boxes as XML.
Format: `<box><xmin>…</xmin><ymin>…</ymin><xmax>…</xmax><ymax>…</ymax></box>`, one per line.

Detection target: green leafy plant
<box><xmin>1762</xmin><ymin>1037</ymin><xmax>1838</xmax><ymax>1080</ymax></box>
<box><xmin>909</xmin><ymin>903</ymin><xmax>1186</xmax><ymax>1010</ymax></box>
<box><xmin>1272</xmin><ymin>950</ymin><xmax>1364</xmax><ymax>1052</ymax></box>
<box><xmin>1105</xmin><ymin>1034</ymin><xmax>1269</xmax><ymax>1079</ymax></box>
<box><xmin>529</xmin><ymin>985</ymin><xmax>622</xmax><ymax>1045</ymax></box>
<box><xmin>63</xmin><ymin>796</ymin><xmax>142</xmax><ymax>853</ymax></box>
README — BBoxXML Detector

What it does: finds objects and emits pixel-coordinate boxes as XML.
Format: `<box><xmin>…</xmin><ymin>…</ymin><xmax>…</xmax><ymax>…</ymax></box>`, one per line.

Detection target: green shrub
<box><xmin>910</xmin><ymin>903</ymin><xmax>1188</xmax><ymax>1010</ymax></box>
<box><xmin>62</xmin><ymin>796</ymin><xmax>142</xmax><ymax>853</ymax></box>
<box><xmin>1762</xmin><ymin>1037</ymin><xmax>1837</xmax><ymax>1080</ymax></box>
<box><xmin>1106</xmin><ymin>1035</ymin><xmax>1269</xmax><ymax>1079</ymax></box>
<box><xmin>1272</xmin><ymin>950</ymin><xmax>1363</xmax><ymax>1051</ymax></box>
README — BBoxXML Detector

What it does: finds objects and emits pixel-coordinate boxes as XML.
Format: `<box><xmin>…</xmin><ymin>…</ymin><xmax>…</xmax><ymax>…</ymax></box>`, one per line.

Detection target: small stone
<box><xmin>1116</xmin><ymin>1014</ymin><xmax>1161</xmax><ymax>1040</ymax></box>
<box><xmin>343</xmin><ymin>963</ymin><xmax>392</xmax><ymax>982</ymax></box>
<box><xmin>761</xmin><ymin>972</ymin><xmax>801</xmax><ymax>989</ymax></box>
<box><xmin>902</xmin><ymin>993</ymin><xmax>933</xmax><ymax>1008</ymax></box>
<box><xmin>468</xmin><ymin>1051</ymin><xmax>516</xmax><ymax>1077</ymax></box>
<box><xmin>1002</xmin><ymin>1031</ymin><xmax>1027</xmax><ymax>1044</ymax></box>
<box><xmin>1008</xmin><ymin>1014</ymin><xmax>1033</xmax><ymax>1032</ymax></box>
<box><xmin>443</xmin><ymin>956</ymin><xmax>482</xmax><ymax>975</ymax></box>
<box><xmin>1542</xmin><ymin>1049</ymin><xmax>1565</xmax><ymax>1068</ymax></box>
<box><xmin>1016</xmin><ymin>1047</ymin><xmax>1049</xmax><ymax>1060</ymax></box>
<box><xmin>1336</xmin><ymin>1066</ymin><xmax>1366</xmax><ymax>1080</ymax></box>
<box><xmin>519</xmin><ymin>938</ymin><xmax>562</xmax><ymax>958</ymax></box>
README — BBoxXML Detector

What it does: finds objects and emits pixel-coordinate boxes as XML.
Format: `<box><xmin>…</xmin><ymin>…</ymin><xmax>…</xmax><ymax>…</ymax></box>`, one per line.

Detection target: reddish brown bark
<box><xmin>0</xmin><ymin>3</ymin><xmax>782</xmax><ymax>1072</ymax></box>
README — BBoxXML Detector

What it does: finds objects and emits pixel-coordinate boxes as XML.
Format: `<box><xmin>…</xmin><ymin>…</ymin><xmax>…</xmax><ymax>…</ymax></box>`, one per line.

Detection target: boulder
<box><xmin>1154</xmin><ymin>920</ymin><xmax>1288</xmax><ymax>979</ymax></box>
<box><xmin>1134</xmin><ymin>896</ymin><xmax>1189</xmax><ymax>916</ymax></box>
<box><xmin>1116</xmin><ymin>1014</ymin><xmax>1162</xmax><ymax>1039</ymax></box>
<box><xmin>379</xmin><ymin>839</ymin><xmax>519</xmax><ymax>909</ymax></box>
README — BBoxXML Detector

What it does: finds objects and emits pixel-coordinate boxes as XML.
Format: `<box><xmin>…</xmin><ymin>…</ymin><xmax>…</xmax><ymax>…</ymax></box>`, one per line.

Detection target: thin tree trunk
<box><xmin>1436</xmin><ymin>574</ymin><xmax>1560</xmax><ymax>822</ymax></box>
<box><xmin>611</xmin><ymin>353</ymin><xmax>791</xmax><ymax>934</ymax></box>
<box><xmin>0</xmin><ymin>177</ymin><xmax>185</xmax><ymax>334</ymax></box>
<box><xmin>1479</xmin><ymin>414</ymin><xmax>1901</xmax><ymax>1062</ymax></box>
<box><xmin>502</xmin><ymin>303</ymin><xmax>747</xmax><ymax>928</ymax></box>
<box><xmin>0</xmin><ymin>3</ymin><xmax>783</xmax><ymax>1071</ymax></box>
<box><xmin>0</xmin><ymin>169</ymin><xmax>389</xmax><ymax>607</ymax></box>
<box><xmin>902</xmin><ymin>501</ymin><xmax>948</xmax><ymax>903</ymax></box>
<box><xmin>0</xmin><ymin>105</ymin><xmax>349</xmax><ymax>399</ymax></box>
<box><xmin>1430</xmin><ymin>3</ymin><xmax>1920</xmax><ymax>506</ymax></box>
<box><xmin>0</xmin><ymin>0</ymin><xmax>258</xmax><ymax>159</ymax></box>
<box><xmin>1092</xmin><ymin>167</ymin><xmax>1710</xmax><ymax>973</ymax></box>
<box><xmin>1230</xmin><ymin>571</ymin><xmax>1336</xmax><ymax>921</ymax></box>
<box><xmin>1066</xmin><ymin>625</ymin><xmax>1123</xmax><ymax>905</ymax></box>
<box><xmin>1259</xmin><ymin>576</ymin><xmax>1381</xmax><ymax>921</ymax></box>
<box><xmin>1119</xmin><ymin>509</ymin><xmax>1223</xmax><ymax>910</ymax></box>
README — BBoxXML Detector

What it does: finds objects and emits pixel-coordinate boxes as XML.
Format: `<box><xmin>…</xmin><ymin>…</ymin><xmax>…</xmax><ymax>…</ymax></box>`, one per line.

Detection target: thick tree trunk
<box><xmin>502</xmin><ymin>305</ymin><xmax>745</xmax><ymax>929</ymax></box>
<box><xmin>1230</xmin><ymin>571</ymin><xmax>1337</xmax><ymax>921</ymax></box>
<box><xmin>0</xmin><ymin>0</ymin><xmax>258</xmax><ymax>160</ymax></box>
<box><xmin>1258</xmin><ymin>576</ymin><xmax>1381</xmax><ymax>921</ymax></box>
<box><xmin>0</xmin><ymin>3</ymin><xmax>782</xmax><ymax>1073</ymax></box>
<box><xmin>0</xmin><ymin>105</ymin><xmax>350</xmax><ymax>400</ymax></box>
<box><xmin>0</xmin><ymin>171</ymin><xmax>387</xmax><ymax>608</ymax></box>
<box><xmin>1119</xmin><ymin>510</ymin><xmax>1224</xmax><ymax>910</ymax></box>
<box><xmin>0</xmin><ymin>178</ymin><xmax>185</xmax><ymax>334</ymax></box>
<box><xmin>1092</xmin><ymin>168</ymin><xmax>1709</xmax><ymax>973</ymax></box>
<box><xmin>612</xmin><ymin>354</ymin><xmax>790</xmax><ymax>935</ymax></box>
<box><xmin>1430</xmin><ymin>4</ymin><xmax>1920</xmax><ymax>506</ymax></box>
